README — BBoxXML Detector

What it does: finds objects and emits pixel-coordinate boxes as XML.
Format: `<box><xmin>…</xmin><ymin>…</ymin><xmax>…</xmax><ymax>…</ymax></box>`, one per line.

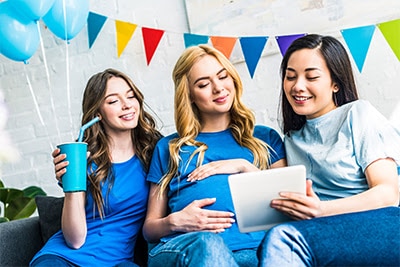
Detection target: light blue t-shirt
<box><xmin>285</xmin><ymin>100</ymin><xmax>400</xmax><ymax>200</ymax></box>
<box><xmin>31</xmin><ymin>156</ymin><xmax>149</xmax><ymax>266</ymax></box>
<box><xmin>147</xmin><ymin>125</ymin><xmax>286</xmax><ymax>251</ymax></box>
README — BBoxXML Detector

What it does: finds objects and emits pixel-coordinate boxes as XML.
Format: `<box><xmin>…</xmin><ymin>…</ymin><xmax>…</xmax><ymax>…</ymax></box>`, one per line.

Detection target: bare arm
<box><xmin>143</xmin><ymin>183</ymin><xmax>235</xmax><ymax>243</ymax></box>
<box><xmin>61</xmin><ymin>192</ymin><xmax>87</xmax><ymax>249</ymax></box>
<box><xmin>271</xmin><ymin>158</ymin><xmax>399</xmax><ymax>219</ymax></box>
<box><xmin>187</xmin><ymin>158</ymin><xmax>287</xmax><ymax>182</ymax></box>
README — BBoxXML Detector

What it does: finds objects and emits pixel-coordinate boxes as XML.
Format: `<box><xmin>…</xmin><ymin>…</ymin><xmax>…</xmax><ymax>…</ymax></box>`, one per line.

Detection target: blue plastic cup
<box><xmin>57</xmin><ymin>142</ymin><xmax>88</xmax><ymax>192</ymax></box>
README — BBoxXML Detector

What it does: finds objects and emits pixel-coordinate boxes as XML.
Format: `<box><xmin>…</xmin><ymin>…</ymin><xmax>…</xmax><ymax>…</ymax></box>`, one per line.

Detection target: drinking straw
<box><xmin>77</xmin><ymin>116</ymin><xmax>100</xmax><ymax>142</ymax></box>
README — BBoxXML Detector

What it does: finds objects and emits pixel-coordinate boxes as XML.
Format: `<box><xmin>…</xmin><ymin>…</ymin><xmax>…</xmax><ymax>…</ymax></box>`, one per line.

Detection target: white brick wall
<box><xmin>1</xmin><ymin>0</ymin><xmax>399</xmax><ymax>197</ymax></box>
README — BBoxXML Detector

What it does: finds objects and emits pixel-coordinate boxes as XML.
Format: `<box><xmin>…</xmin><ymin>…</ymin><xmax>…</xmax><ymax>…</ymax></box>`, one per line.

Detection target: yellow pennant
<box><xmin>115</xmin><ymin>20</ymin><xmax>138</xmax><ymax>58</ymax></box>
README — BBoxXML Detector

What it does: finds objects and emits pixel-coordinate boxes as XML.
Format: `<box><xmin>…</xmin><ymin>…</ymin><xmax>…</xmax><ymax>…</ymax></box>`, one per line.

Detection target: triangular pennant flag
<box><xmin>87</xmin><ymin>12</ymin><xmax>107</xmax><ymax>49</ymax></box>
<box><xmin>276</xmin><ymin>33</ymin><xmax>307</xmax><ymax>56</ymax></box>
<box><xmin>377</xmin><ymin>19</ymin><xmax>400</xmax><ymax>61</ymax></box>
<box><xmin>141</xmin><ymin>27</ymin><xmax>165</xmax><ymax>65</ymax></box>
<box><xmin>239</xmin><ymin>36</ymin><xmax>268</xmax><ymax>78</ymax></box>
<box><xmin>210</xmin><ymin>36</ymin><xmax>237</xmax><ymax>59</ymax></box>
<box><xmin>115</xmin><ymin>20</ymin><xmax>137</xmax><ymax>58</ymax></box>
<box><xmin>341</xmin><ymin>25</ymin><xmax>375</xmax><ymax>72</ymax></box>
<box><xmin>183</xmin><ymin>33</ymin><xmax>209</xmax><ymax>48</ymax></box>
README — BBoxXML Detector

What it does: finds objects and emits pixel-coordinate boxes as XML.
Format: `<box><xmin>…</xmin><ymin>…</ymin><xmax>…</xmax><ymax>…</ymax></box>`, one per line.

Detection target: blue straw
<box><xmin>77</xmin><ymin>116</ymin><xmax>100</xmax><ymax>142</ymax></box>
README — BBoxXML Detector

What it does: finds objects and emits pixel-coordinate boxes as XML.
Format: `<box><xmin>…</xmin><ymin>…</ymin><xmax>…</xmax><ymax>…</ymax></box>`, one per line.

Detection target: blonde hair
<box><xmin>158</xmin><ymin>45</ymin><xmax>271</xmax><ymax>195</ymax></box>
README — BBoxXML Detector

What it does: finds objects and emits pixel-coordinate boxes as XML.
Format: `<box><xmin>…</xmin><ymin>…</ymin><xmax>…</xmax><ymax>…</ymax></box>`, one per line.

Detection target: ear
<box><xmin>333</xmin><ymin>84</ymin><xmax>339</xmax><ymax>93</ymax></box>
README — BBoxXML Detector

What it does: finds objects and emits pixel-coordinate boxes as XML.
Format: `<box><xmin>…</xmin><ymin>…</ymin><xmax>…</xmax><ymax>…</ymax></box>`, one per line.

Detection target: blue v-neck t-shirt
<box><xmin>147</xmin><ymin>125</ymin><xmax>286</xmax><ymax>250</ymax></box>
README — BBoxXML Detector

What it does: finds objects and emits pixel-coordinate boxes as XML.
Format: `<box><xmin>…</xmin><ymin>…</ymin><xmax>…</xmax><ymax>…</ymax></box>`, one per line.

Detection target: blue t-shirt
<box><xmin>31</xmin><ymin>156</ymin><xmax>149</xmax><ymax>266</ymax></box>
<box><xmin>147</xmin><ymin>125</ymin><xmax>285</xmax><ymax>250</ymax></box>
<box><xmin>285</xmin><ymin>100</ymin><xmax>400</xmax><ymax>200</ymax></box>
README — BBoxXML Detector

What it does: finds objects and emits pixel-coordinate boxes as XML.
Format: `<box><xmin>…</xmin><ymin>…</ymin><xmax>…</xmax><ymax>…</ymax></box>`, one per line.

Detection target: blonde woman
<box><xmin>143</xmin><ymin>45</ymin><xmax>286</xmax><ymax>267</ymax></box>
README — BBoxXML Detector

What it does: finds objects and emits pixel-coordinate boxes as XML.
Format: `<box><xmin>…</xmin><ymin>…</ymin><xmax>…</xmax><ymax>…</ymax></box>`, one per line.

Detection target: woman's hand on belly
<box><xmin>187</xmin><ymin>159</ymin><xmax>258</xmax><ymax>182</ymax></box>
<box><xmin>169</xmin><ymin>198</ymin><xmax>235</xmax><ymax>233</ymax></box>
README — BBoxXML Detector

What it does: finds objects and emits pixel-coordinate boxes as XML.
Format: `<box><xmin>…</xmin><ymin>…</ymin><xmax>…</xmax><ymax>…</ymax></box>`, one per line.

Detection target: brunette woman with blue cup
<box><xmin>30</xmin><ymin>69</ymin><xmax>162</xmax><ymax>267</ymax></box>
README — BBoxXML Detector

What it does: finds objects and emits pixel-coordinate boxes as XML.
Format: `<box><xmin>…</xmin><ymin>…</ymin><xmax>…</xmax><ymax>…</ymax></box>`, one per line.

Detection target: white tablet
<box><xmin>228</xmin><ymin>165</ymin><xmax>306</xmax><ymax>233</ymax></box>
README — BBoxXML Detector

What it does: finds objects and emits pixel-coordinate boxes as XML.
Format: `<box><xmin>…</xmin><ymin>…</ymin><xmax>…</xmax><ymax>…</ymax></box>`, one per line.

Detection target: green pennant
<box><xmin>378</xmin><ymin>19</ymin><xmax>400</xmax><ymax>61</ymax></box>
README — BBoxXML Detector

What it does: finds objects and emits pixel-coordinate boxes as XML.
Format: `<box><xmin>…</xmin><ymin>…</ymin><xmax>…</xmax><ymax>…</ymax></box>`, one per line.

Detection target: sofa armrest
<box><xmin>0</xmin><ymin>216</ymin><xmax>43</xmax><ymax>266</ymax></box>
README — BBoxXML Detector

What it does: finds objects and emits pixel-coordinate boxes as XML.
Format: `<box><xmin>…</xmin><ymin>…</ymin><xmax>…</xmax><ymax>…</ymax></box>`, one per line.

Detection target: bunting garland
<box><xmin>87</xmin><ymin>12</ymin><xmax>107</xmax><ymax>48</ymax></box>
<box><xmin>240</xmin><ymin>37</ymin><xmax>268</xmax><ymax>78</ymax></box>
<box><xmin>210</xmin><ymin>36</ymin><xmax>237</xmax><ymax>59</ymax></box>
<box><xmin>184</xmin><ymin>33</ymin><xmax>209</xmax><ymax>48</ymax></box>
<box><xmin>142</xmin><ymin>27</ymin><xmax>164</xmax><ymax>65</ymax></box>
<box><xmin>86</xmin><ymin>12</ymin><xmax>400</xmax><ymax>77</ymax></box>
<box><xmin>276</xmin><ymin>33</ymin><xmax>307</xmax><ymax>56</ymax></box>
<box><xmin>115</xmin><ymin>21</ymin><xmax>137</xmax><ymax>58</ymax></box>
<box><xmin>341</xmin><ymin>25</ymin><xmax>375</xmax><ymax>72</ymax></box>
<box><xmin>377</xmin><ymin>19</ymin><xmax>400</xmax><ymax>61</ymax></box>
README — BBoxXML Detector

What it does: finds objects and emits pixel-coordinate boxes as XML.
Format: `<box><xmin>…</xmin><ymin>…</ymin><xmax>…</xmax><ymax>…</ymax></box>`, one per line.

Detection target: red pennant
<box><xmin>141</xmin><ymin>27</ymin><xmax>165</xmax><ymax>65</ymax></box>
<box><xmin>210</xmin><ymin>36</ymin><xmax>237</xmax><ymax>59</ymax></box>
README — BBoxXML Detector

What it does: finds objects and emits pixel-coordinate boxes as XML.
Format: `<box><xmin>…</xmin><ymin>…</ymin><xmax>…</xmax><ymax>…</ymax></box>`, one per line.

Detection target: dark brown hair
<box><xmin>81</xmin><ymin>68</ymin><xmax>162</xmax><ymax>218</ymax></box>
<box><xmin>280</xmin><ymin>34</ymin><xmax>359</xmax><ymax>134</ymax></box>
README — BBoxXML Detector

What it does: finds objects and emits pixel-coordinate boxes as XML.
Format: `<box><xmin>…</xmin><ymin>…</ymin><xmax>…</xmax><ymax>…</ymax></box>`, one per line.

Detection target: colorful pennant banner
<box><xmin>184</xmin><ymin>33</ymin><xmax>209</xmax><ymax>48</ymax></box>
<box><xmin>276</xmin><ymin>33</ymin><xmax>307</xmax><ymax>56</ymax></box>
<box><xmin>86</xmin><ymin>13</ymin><xmax>400</xmax><ymax>77</ymax></box>
<box><xmin>87</xmin><ymin>12</ymin><xmax>107</xmax><ymax>49</ymax></box>
<box><xmin>115</xmin><ymin>21</ymin><xmax>137</xmax><ymax>58</ymax></box>
<box><xmin>210</xmin><ymin>36</ymin><xmax>237</xmax><ymax>59</ymax></box>
<box><xmin>377</xmin><ymin>19</ymin><xmax>400</xmax><ymax>61</ymax></box>
<box><xmin>341</xmin><ymin>25</ymin><xmax>375</xmax><ymax>72</ymax></box>
<box><xmin>240</xmin><ymin>37</ymin><xmax>269</xmax><ymax>78</ymax></box>
<box><xmin>142</xmin><ymin>27</ymin><xmax>165</xmax><ymax>65</ymax></box>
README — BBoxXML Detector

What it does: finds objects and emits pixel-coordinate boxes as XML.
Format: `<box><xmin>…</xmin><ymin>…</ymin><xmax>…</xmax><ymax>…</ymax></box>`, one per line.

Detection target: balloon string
<box><xmin>37</xmin><ymin>22</ymin><xmax>61</xmax><ymax>144</ymax></box>
<box><xmin>23</xmin><ymin>64</ymin><xmax>52</xmax><ymax>151</ymax></box>
<box><xmin>65</xmin><ymin>40</ymin><xmax>73</xmax><ymax>140</ymax></box>
<box><xmin>61</xmin><ymin>0</ymin><xmax>73</xmax><ymax>140</ymax></box>
<box><xmin>24</xmin><ymin>65</ymin><xmax>44</xmax><ymax>126</ymax></box>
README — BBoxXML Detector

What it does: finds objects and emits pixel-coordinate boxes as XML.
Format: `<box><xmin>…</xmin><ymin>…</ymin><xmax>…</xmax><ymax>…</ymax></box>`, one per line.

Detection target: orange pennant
<box><xmin>142</xmin><ymin>27</ymin><xmax>165</xmax><ymax>65</ymax></box>
<box><xmin>115</xmin><ymin>20</ymin><xmax>137</xmax><ymax>58</ymax></box>
<box><xmin>210</xmin><ymin>36</ymin><xmax>237</xmax><ymax>59</ymax></box>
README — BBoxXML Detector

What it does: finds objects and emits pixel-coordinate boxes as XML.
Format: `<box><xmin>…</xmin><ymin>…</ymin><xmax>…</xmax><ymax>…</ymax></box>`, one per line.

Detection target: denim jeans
<box><xmin>148</xmin><ymin>232</ymin><xmax>258</xmax><ymax>267</ymax></box>
<box><xmin>30</xmin><ymin>254</ymin><xmax>138</xmax><ymax>267</ymax></box>
<box><xmin>30</xmin><ymin>255</ymin><xmax>78</xmax><ymax>267</ymax></box>
<box><xmin>258</xmin><ymin>207</ymin><xmax>400</xmax><ymax>267</ymax></box>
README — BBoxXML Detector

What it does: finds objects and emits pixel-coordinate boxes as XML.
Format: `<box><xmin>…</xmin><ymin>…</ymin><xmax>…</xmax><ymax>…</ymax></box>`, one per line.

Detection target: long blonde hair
<box><xmin>159</xmin><ymin>45</ymin><xmax>270</xmax><ymax>194</ymax></box>
<box><xmin>82</xmin><ymin>68</ymin><xmax>162</xmax><ymax>218</ymax></box>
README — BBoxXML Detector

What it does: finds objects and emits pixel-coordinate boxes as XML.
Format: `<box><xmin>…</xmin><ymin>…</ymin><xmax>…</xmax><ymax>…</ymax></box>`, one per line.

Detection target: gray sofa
<box><xmin>0</xmin><ymin>196</ymin><xmax>148</xmax><ymax>267</ymax></box>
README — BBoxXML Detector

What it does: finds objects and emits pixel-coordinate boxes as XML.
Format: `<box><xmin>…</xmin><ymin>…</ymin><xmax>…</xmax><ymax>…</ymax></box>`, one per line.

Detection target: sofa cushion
<box><xmin>0</xmin><ymin>216</ymin><xmax>43</xmax><ymax>266</ymax></box>
<box><xmin>35</xmin><ymin>196</ymin><xmax>64</xmax><ymax>243</ymax></box>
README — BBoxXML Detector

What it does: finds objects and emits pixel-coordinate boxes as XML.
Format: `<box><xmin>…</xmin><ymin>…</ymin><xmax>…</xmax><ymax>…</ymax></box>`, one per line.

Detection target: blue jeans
<box><xmin>258</xmin><ymin>207</ymin><xmax>400</xmax><ymax>267</ymax></box>
<box><xmin>148</xmin><ymin>232</ymin><xmax>258</xmax><ymax>267</ymax></box>
<box><xmin>30</xmin><ymin>254</ymin><xmax>138</xmax><ymax>267</ymax></box>
<box><xmin>30</xmin><ymin>255</ymin><xmax>78</xmax><ymax>267</ymax></box>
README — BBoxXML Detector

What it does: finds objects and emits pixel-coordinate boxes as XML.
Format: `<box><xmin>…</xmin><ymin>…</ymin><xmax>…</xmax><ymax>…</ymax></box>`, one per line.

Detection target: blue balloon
<box><xmin>42</xmin><ymin>0</ymin><xmax>89</xmax><ymax>41</ymax></box>
<box><xmin>9</xmin><ymin>0</ymin><xmax>56</xmax><ymax>21</ymax></box>
<box><xmin>0</xmin><ymin>1</ymin><xmax>40</xmax><ymax>62</ymax></box>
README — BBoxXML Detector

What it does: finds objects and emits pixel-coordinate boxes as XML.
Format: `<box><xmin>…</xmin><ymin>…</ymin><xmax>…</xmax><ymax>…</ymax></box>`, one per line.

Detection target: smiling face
<box><xmin>188</xmin><ymin>55</ymin><xmax>235</xmax><ymax>123</ymax></box>
<box><xmin>283</xmin><ymin>48</ymin><xmax>338</xmax><ymax>120</ymax></box>
<box><xmin>99</xmin><ymin>76</ymin><xmax>140</xmax><ymax>135</ymax></box>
